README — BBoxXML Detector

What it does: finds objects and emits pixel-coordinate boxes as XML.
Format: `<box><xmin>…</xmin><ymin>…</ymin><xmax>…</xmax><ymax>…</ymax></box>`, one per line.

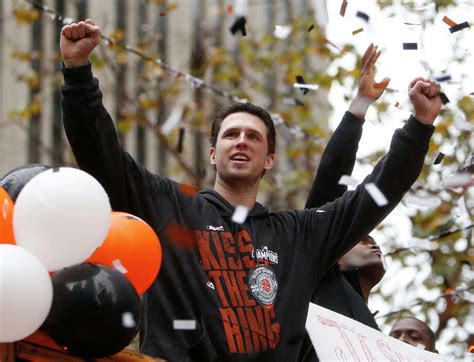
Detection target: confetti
<box><xmin>419</xmin><ymin>60</ymin><xmax>430</xmax><ymax>72</ymax></box>
<box><xmin>166</xmin><ymin>223</ymin><xmax>196</xmax><ymax>249</ymax></box>
<box><xmin>307</xmin><ymin>24</ymin><xmax>314</xmax><ymax>32</ymax></box>
<box><xmin>293</xmin><ymin>83</ymin><xmax>319</xmax><ymax>91</ymax></box>
<box><xmin>179</xmin><ymin>183</ymin><xmax>198</xmax><ymax>196</ymax></box>
<box><xmin>356</xmin><ymin>11</ymin><xmax>369</xmax><ymax>22</ymax></box>
<box><xmin>404</xmin><ymin>193</ymin><xmax>440</xmax><ymax>209</ymax></box>
<box><xmin>230</xmin><ymin>16</ymin><xmax>247</xmax><ymax>36</ymax></box>
<box><xmin>435</xmin><ymin>75</ymin><xmax>451</xmax><ymax>82</ymax></box>
<box><xmin>443</xmin><ymin>173</ymin><xmax>473</xmax><ymax>188</ymax></box>
<box><xmin>232</xmin><ymin>205</ymin><xmax>250</xmax><ymax>224</ymax></box>
<box><xmin>340</xmin><ymin>0</ymin><xmax>348</xmax><ymax>17</ymax></box>
<box><xmin>274</xmin><ymin>25</ymin><xmax>292</xmax><ymax>39</ymax></box>
<box><xmin>226</xmin><ymin>4</ymin><xmax>233</xmax><ymax>16</ymax></box>
<box><xmin>433</xmin><ymin>152</ymin><xmax>445</xmax><ymax>165</ymax></box>
<box><xmin>403</xmin><ymin>43</ymin><xmax>418</xmax><ymax>50</ymax></box>
<box><xmin>173</xmin><ymin>319</ymin><xmax>196</xmax><ymax>330</ymax></box>
<box><xmin>394</xmin><ymin>101</ymin><xmax>400</xmax><ymax>108</ymax></box>
<box><xmin>295</xmin><ymin>75</ymin><xmax>308</xmax><ymax>95</ymax></box>
<box><xmin>365</xmin><ymin>183</ymin><xmax>388</xmax><ymax>206</ymax></box>
<box><xmin>338</xmin><ymin>175</ymin><xmax>359</xmax><ymax>187</ymax></box>
<box><xmin>449</xmin><ymin>21</ymin><xmax>470</xmax><ymax>33</ymax></box>
<box><xmin>438</xmin><ymin>92</ymin><xmax>450</xmax><ymax>105</ymax></box>
<box><xmin>352</xmin><ymin>28</ymin><xmax>364</xmax><ymax>35</ymax></box>
<box><xmin>177</xmin><ymin>127</ymin><xmax>185</xmax><ymax>153</ymax></box>
<box><xmin>112</xmin><ymin>259</ymin><xmax>128</xmax><ymax>274</ymax></box>
<box><xmin>442</xmin><ymin>16</ymin><xmax>457</xmax><ymax>27</ymax></box>
<box><xmin>159</xmin><ymin>12</ymin><xmax>167</xmax><ymax>16</ymax></box>
<box><xmin>122</xmin><ymin>312</ymin><xmax>136</xmax><ymax>328</ymax></box>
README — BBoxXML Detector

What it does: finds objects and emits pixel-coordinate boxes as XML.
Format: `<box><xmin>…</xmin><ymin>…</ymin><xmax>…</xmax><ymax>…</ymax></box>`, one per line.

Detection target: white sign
<box><xmin>306</xmin><ymin>303</ymin><xmax>443</xmax><ymax>361</ymax></box>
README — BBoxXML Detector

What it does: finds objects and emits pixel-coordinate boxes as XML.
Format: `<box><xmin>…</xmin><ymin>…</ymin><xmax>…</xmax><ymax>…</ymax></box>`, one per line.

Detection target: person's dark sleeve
<box><xmin>301</xmin><ymin>117</ymin><xmax>434</xmax><ymax>282</ymax></box>
<box><xmin>305</xmin><ymin>112</ymin><xmax>364</xmax><ymax>209</ymax></box>
<box><xmin>61</xmin><ymin>63</ymin><xmax>170</xmax><ymax>216</ymax></box>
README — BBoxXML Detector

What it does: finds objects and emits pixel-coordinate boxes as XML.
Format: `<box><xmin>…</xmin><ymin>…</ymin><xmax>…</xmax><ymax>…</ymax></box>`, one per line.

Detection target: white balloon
<box><xmin>0</xmin><ymin>244</ymin><xmax>53</xmax><ymax>342</ymax></box>
<box><xmin>13</xmin><ymin>167</ymin><xmax>111</xmax><ymax>271</ymax></box>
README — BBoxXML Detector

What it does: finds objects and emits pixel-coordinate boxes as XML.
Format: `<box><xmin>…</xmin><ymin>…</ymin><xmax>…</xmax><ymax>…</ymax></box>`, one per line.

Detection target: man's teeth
<box><xmin>232</xmin><ymin>155</ymin><xmax>248</xmax><ymax>161</ymax></box>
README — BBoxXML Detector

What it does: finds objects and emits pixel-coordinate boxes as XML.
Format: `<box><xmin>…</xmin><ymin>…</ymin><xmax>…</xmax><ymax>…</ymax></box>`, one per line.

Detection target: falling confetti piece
<box><xmin>438</xmin><ymin>92</ymin><xmax>450</xmax><ymax>105</ymax></box>
<box><xmin>177</xmin><ymin>127</ymin><xmax>185</xmax><ymax>153</ymax></box>
<box><xmin>442</xmin><ymin>16</ymin><xmax>457</xmax><ymax>27</ymax></box>
<box><xmin>435</xmin><ymin>75</ymin><xmax>451</xmax><ymax>82</ymax></box>
<box><xmin>293</xmin><ymin>83</ymin><xmax>319</xmax><ymax>91</ymax></box>
<box><xmin>340</xmin><ymin>1</ymin><xmax>348</xmax><ymax>17</ymax></box>
<box><xmin>226</xmin><ymin>4</ymin><xmax>233</xmax><ymax>16</ymax></box>
<box><xmin>404</xmin><ymin>193</ymin><xmax>441</xmax><ymax>209</ymax></box>
<box><xmin>166</xmin><ymin>223</ymin><xmax>196</xmax><ymax>249</ymax></box>
<box><xmin>307</xmin><ymin>24</ymin><xmax>314</xmax><ymax>32</ymax></box>
<box><xmin>394</xmin><ymin>101</ymin><xmax>400</xmax><ymax>108</ymax></box>
<box><xmin>449</xmin><ymin>21</ymin><xmax>470</xmax><ymax>33</ymax></box>
<box><xmin>338</xmin><ymin>175</ymin><xmax>359</xmax><ymax>187</ymax></box>
<box><xmin>179</xmin><ymin>183</ymin><xmax>198</xmax><ymax>196</ymax></box>
<box><xmin>295</xmin><ymin>75</ymin><xmax>308</xmax><ymax>95</ymax></box>
<box><xmin>159</xmin><ymin>12</ymin><xmax>167</xmax><ymax>16</ymax></box>
<box><xmin>356</xmin><ymin>11</ymin><xmax>369</xmax><ymax>22</ymax></box>
<box><xmin>122</xmin><ymin>312</ymin><xmax>136</xmax><ymax>328</ymax></box>
<box><xmin>365</xmin><ymin>183</ymin><xmax>388</xmax><ymax>206</ymax></box>
<box><xmin>232</xmin><ymin>205</ymin><xmax>249</xmax><ymax>224</ymax></box>
<box><xmin>274</xmin><ymin>25</ymin><xmax>292</xmax><ymax>39</ymax></box>
<box><xmin>352</xmin><ymin>28</ymin><xmax>364</xmax><ymax>35</ymax></box>
<box><xmin>174</xmin><ymin>319</ymin><xmax>196</xmax><ymax>330</ymax></box>
<box><xmin>403</xmin><ymin>43</ymin><xmax>418</xmax><ymax>50</ymax></box>
<box><xmin>433</xmin><ymin>152</ymin><xmax>445</xmax><ymax>165</ymax></box>
<box><xmin>230</xmin><ymin>16</ymin><xmax>247</xmax><ymax>36</ymax></box>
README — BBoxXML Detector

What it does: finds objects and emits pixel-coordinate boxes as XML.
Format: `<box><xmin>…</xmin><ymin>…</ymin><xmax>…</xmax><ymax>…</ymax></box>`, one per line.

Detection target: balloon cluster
<box><xmin>0</xmin><ymin>165</ymin><xmax>162</xmax><ymax>358</ymax></box>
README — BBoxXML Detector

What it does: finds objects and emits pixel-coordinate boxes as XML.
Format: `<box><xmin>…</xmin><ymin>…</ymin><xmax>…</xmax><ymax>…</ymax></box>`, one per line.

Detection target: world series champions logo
<box><xmin>195</xmin><ymin>228</ymin><xmax>281</xmax><ymax>354</ymax></box>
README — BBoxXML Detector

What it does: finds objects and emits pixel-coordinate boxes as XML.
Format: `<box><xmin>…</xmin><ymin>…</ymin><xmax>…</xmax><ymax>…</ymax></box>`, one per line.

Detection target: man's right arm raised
<box><xmin>60</xmin><ymin>19</ymin><xmax>151</xmax><ymax>213</ymax></box>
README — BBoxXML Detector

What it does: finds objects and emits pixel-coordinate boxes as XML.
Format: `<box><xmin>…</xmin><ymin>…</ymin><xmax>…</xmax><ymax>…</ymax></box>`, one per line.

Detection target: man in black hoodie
<box><xmin>59</xmin><ymin>19</ymin><xmax>441</xmax><ymax>362</ymax></box>
<box><xmin>300</xmin><ymin>44</ymin><xmax>388</xmax><ymax>361</ymax></box>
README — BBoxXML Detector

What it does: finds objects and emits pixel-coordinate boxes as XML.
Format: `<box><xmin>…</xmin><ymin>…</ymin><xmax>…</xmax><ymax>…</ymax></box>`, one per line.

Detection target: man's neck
<box><xmin>213</xmin><ymin>177</ymin><xmax>259</xmax><ymax>209</ymax></box>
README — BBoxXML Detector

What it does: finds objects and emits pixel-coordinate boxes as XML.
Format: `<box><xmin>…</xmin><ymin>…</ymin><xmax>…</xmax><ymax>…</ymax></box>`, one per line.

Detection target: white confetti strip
<box><xmin>173</xmin><ymin>319</ymin><xmax>196</xmax><ymax>330</ymax></box>
<box><xmin>338</xmin><ymin>175</ymin><xmax>359</xmax><ymax>187</ymax></box>
<box><xmin>232</xmin><ymin>205</ymin><xmax>249</xmax><ymax>224</ymax></box>
<box><xmin>293</xmin><ymin>83</ymin><xmax>320</xmax><ymax>91</ymax></box>
<box><xmin>364</xmin><ymin>183</ymin><xmax>388</xmax><ymax>206</ymax></box>
<box><xmin>112</xmin><ymin>259</ymin><xmax>128</xmax><ymax>274</ymax></box>
<box><xmin>122</xmin><ymin>312</ymin><xmax>136</xmax><ymax>328</ymax></box>
<box><xmin>443</xmin><ymin>173</ymin><xmax>473</xmax><ymax>189</ymax></box>
<box><xmin>404</xmin><ymin>193</ymin><xmax>441</xmax><ymax>209</ymax></box>
<box><xmin>274</xmin><ymin>25</ymin><xmax>292</xmax><ymax>39</ymax></box>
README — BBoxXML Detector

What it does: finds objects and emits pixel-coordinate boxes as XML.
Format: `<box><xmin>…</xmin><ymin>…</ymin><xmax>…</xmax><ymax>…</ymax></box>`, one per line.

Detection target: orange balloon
<box><xmin>87</xmin><ymin>212</ymin><xmax>162</xmax><ymax>295</ymax></box>
<box><xmin>0</xmin><ymin>187</ymin><xmax>15</xmax><ymax>244</ymax></box>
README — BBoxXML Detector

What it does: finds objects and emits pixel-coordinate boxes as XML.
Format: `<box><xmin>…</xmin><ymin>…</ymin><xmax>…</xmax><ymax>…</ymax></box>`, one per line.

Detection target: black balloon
<box><xmin>44</xmin><ymin>263</ymin><xmax>141</xmax><ymax>359</ymax></box>
<box><xmin>0</xmin><ymin>164</ymin><xmax>51</xmax><ymax>201</ymax></box>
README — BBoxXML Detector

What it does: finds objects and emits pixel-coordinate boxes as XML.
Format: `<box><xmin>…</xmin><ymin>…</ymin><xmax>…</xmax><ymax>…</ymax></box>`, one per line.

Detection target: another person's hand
<box><xmin>60</xmin><ymin>19</ymin><xmax>101</xmax><ymax>68</ymax></box>
<box><xmin>408</xmin><ymin>77</ymin><xmax>442</xmax><ymax>125</ymax></box>
<box><xmin>349</xmin><ymin>43</ymin><xmax>391</xmax><ymax>118</ymax></box>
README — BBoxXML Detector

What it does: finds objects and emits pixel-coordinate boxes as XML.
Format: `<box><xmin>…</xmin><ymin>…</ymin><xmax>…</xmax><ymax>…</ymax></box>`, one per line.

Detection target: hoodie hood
<box><xmin>198</xmin><ymin>189</ymin><xmax>269</xmax><ymax>219</ymax></box>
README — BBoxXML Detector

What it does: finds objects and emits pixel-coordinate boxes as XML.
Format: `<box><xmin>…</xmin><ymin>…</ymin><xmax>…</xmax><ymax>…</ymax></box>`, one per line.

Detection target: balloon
<box><xmin>44</xmin><ymin>263</ymin><xmax>141</xmax><ymax>359</ymax></box>
<box><xmin>0</xmin><ymin>244</ymin><xmax>53</xmax><ymax>342</ymax></box>
<box><xmin>13</xmin><ymin>167</ymin><xmax>111</xmax><ymax>271</ymax></box>
<box><xmin>0</xmin><ymin>164</ymin><xmax>51</xmax><ymax>202</ymax></box>
<box><xmin>0</xmin><ymin>187</ymin><xmax>14</xmax><ymax>244</ymax></box>
<box><xmin>87</xmin><ymin>212</ymin><xmax>162</xmax><ymax>295</ymax></box>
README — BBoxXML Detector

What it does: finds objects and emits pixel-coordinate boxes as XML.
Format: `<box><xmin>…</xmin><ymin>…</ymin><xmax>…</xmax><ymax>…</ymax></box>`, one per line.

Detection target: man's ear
<box><xmin>264</xmin><ymin>153</ymin><xmax>275</xmax><ymax>170</ymax></box>
<box><xmin>210</xmin><ymin>147</ymin><xmax>216</xmax><ymax>165</ymax></box>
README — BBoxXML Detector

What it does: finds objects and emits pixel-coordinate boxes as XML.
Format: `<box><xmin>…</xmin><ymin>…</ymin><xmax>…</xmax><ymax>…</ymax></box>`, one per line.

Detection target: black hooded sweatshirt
<box><xmin>300</xmin><ymin>113</ymin><xmax>380</xmax><ymax>361</ymax></box>
<box><xmin>61</xmin><ymin>63</ymin><xmax>434</xmax><ymax>362</ymax></box>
